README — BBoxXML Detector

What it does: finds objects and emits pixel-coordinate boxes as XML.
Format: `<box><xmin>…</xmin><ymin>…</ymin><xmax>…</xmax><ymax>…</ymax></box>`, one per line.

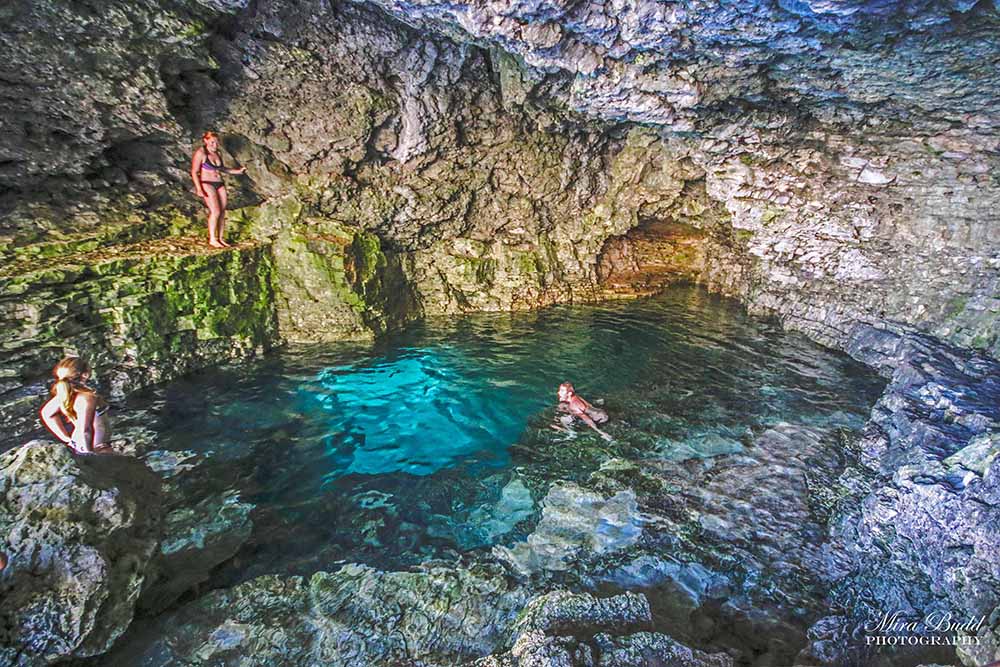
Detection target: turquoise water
<box><xmin>129</xmin><ymin>287</ymin><xmax>883</xmax><ymax>579</ymax></box>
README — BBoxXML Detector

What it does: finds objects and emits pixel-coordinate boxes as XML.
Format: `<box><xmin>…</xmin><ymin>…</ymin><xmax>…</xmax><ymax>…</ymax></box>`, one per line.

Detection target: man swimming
<box><xmin>556</xmin><ymin>382</ymin><xmax>612</xmax><ymax>441</ymax></box>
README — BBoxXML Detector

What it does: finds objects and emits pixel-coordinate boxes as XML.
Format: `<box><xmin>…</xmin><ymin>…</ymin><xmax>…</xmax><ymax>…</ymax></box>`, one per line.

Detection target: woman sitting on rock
<box><xmin>40</xmin><ymin>357</ymin><xmax>112</xmax><ymax>454</ymax></box>
<box><xmin>190</xmin><ymin>131</ymin><xmax>245</xmax><ymax>248</ymax></box>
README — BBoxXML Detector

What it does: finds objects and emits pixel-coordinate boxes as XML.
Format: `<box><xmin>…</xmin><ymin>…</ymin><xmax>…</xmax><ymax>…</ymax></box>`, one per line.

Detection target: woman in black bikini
<box><xmin>190</xmin><ymin>131</ymin><xmax>245</xmax><ymax>248</ymax></box>
<box><xmin>40</xmin><ymin>357</ymin><xmax>112</xmax><ymax>454</ymax></box>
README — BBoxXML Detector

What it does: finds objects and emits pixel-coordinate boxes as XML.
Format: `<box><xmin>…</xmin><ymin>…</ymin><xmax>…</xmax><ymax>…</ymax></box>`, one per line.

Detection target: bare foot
<box><xmin>209</xmin><ymin>239</ymin><xmax>225</xmax><ymax>248</ymax></box>
<box><xmin>219</xmin><ymin>239</ymin><xmax>233</xmax><ymax>247</ymax></box>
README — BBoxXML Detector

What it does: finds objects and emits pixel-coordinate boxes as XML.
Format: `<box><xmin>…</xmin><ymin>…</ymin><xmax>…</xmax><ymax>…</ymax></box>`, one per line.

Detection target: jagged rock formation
<box><xmin>0</xmin><ymin>432</ymin><xmax>258</xmax><ymax>666</ymax></box>
<box><xmin>105</xmin><ymin>563</ymin><xmax>532</xmax><ymax>665</ymax></box>
<box><xmin>472</xmin><ymin>590</ymin><xmax>732</xmax><ymax>667</ymax></box>
<box><xmin>0</xmin><ymin>230</ymin><xmax>277</xmax><ymax>446</ymax></box>
<box><xmin>361</xmin><ymin>0</ymin><xmax>1000</xmax><ymax>354</ymax></box>
<box><xmin>104</xmin><ymin>564</ymin><xmax>733</xmax><ymax>667</ymax></box>
<box><xmin>3</xmin><ymin>0</ymin><xmax>996</xmax><ymax>428</ymax></box>
<box><xmin>810</xmin><ymin>324</ymin><xmax>1000</xmax><ymax>666</ymax></box>
<box><xmin>0</xmin><ymin>442</ymin><xmax>161</xmax><ymax>666</ymax></box>
<box><xmin>2</xmin><ymin>0</ymin><xmax>1000</xmax><ymax>666</ymax></box>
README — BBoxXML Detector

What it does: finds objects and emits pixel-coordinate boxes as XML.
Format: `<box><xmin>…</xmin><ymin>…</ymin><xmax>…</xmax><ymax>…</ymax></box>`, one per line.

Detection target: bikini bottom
<box><xmin>201</xmin><ymin>180</ymin><xmax>225</xmax><ymax>193</ymax></box>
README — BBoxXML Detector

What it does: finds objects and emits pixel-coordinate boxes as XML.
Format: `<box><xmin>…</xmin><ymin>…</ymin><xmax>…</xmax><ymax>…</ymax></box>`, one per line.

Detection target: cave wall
<box><xmin>0</xmin><ymin>228</ymin><xmax>277</xmax><ymax>446</ymax></box>
<box><xmin>1</xmin><ymin>0</ymin><xmax>999</xmax><ymax>409</ymax></box>
<box><xmin>356</xmin><ymin>0</ymin><xmax>1000</xmax><ymax>355</ymax></box>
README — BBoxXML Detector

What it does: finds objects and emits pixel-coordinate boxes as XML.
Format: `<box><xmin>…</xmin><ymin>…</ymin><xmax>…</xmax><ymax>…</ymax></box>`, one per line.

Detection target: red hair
<box><xmin>202</xmin><ymin>131</ymin><xmax>219</xmax><ymax>144</ymax></box>
<box><xmin>51</xmin><ymin>356</ymin><xmax>92</xmax><ymax>422</ymax></box>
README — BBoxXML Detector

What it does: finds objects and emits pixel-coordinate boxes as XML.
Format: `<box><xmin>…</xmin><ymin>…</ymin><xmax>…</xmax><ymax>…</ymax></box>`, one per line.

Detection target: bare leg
<box><xmin>218</xmin><ymin>186</ymin><xmax>231</xmax><ymax>247</ymax></box>
<box><xmin>204</xmin><ymin>187</ymin><xmax>224</xmax><ymax>247</ymax></box>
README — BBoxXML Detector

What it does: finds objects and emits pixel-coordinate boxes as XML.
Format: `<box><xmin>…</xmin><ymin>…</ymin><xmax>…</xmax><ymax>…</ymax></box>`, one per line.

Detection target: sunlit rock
<box><xmin>0</xmin><ymin>442</ymin><xmax>161</xmax><ymax>665</ymax></box>
<box><xmin>110</xmin><ymin>563</ymin><xmax>529</xmax><ymax>666</ymax></box>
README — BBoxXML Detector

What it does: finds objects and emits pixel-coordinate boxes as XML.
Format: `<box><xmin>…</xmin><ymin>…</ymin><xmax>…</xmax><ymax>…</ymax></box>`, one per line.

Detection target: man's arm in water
<box><xmin>572</xmin><ymin>404</ymin><xmax>613</xmax><ymax>441</ymax></box>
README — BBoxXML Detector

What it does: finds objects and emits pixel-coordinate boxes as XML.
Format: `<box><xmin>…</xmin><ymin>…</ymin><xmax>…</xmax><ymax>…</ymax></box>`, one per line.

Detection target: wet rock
<box><xmin>634</xmin><ymin>423</ymin><xmax>847</xmax><ymax>606</ymax></box>
<box><xmin>0</xmin><ymin>441</ymin><xmax>161</xmax><ymax>665</ymax></box>
<box><xmin>508</xmin><ymin>590</ymin><xmax>652</xmax><ymax>640</ymax></box>
<box><xmin>471</xmin><ymin>591</ymin><xmax>731</xmax><ymax>667</ymax></box>
<box><xmin>0</xmin><ymin>237</ymin><xmax>279</xmax><ymax>444</ymax></box>
<box><xmin>571</xmin><ymin>421</ymin><xmax>860</xmax><ymax>664</ymax></box>
<box><xmin>594</xmin><ymin>631</ymin><xmax>733</xmax><ymax>667</ymax></box>
<box><xmin>139</xmin><ymin>488</ymin><xmax>254</xmax><ymax>614</ymax></box>
<box><xmin>812</xmin><ymin>325</ymin><xmax>1000</xmax><ymax>665</ymax></box>
<box><xmin>431</xmin><ymin>475</ymin><xmax>537</xmax><ymax>550</ymax></box>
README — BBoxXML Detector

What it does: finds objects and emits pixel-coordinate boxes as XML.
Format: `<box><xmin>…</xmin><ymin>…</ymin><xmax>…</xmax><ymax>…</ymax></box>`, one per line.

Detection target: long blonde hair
<box><xmin>51</xmin><ymin>356</ymin><xmax>92</xmax><ymax>423</ymax></box>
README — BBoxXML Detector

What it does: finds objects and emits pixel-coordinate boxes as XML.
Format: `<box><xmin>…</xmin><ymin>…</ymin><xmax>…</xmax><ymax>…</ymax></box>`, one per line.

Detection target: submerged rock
<box><xmin>106</xmin><ymin>562</ymin><xmax>530</xmax><ymax>666</ymax></box>
<box><xmin>471</xmin><ymin>590</ymin><xmax>732</xmax><ymax>667</ymax></box>
<box><xmin>140</xmin><ymin>488</ymin><xmax>254</xmax><ymax>614</ymax></box>
<box><xmin>0</xmin><ymin>442</ymin><xmax>161</xmax><ymax>665</ymax></box>
<box><xmin>494</xmin><ymin>482</ymin><xmax>644</xmax><ymax>577</ymax></box>
<box><xmin>507</xmin><ymin>590</ymin><xmax>652</xmax><ymax>640</ymax></box>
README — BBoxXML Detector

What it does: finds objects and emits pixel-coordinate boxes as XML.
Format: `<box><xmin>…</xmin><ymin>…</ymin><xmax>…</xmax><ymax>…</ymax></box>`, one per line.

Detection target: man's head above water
<box><xmin>558</xmin><ymin>382</ymin><xmax>575</xmax><ymax>401</ymax></box>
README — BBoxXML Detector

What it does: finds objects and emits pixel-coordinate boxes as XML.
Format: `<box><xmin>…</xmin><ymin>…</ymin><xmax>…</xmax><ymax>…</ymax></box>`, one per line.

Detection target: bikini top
<box><xmin>201</xmin><ymin>152</ymin><xmax>225</xmax><ymax>172</ymax></box>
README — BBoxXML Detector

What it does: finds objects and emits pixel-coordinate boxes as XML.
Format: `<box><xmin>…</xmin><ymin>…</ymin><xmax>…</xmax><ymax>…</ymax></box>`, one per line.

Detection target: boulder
<box><xmin>0</xmin><ymin>441</ymin><xmax>161</xmax><ymax>665</ymax></box>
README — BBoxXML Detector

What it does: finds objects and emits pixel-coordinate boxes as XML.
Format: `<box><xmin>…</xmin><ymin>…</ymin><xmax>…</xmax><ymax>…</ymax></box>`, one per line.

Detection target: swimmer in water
<box><xmin>39</xmin><ymin>357</ymin><xmax>113</xmax><ymax>454</ymax></box>
<box><xmin>555</xmin><ymin>382</ymin><xmax>612</xmax><ymax>441</ymax></box>
<box><xmin>190</xmin><ymin>131</ymin><xmax>245</xmax><ymax>248</ymax></box>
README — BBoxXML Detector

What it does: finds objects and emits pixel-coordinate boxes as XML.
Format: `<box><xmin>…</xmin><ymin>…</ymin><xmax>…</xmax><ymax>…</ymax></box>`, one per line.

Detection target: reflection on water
<box><xmin>128</xmin><ymin>286</ymin><xmax>883</xmax><ymax>579</ymax></box>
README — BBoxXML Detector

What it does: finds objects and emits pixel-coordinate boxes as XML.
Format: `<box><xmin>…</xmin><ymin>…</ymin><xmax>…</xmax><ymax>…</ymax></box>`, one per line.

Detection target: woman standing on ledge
<box><xmin>190</xmin><ymin>131</ymin><xmax>244</xmax><ymax>248</ymax></box>
<box><xmin>40</xmin><ymin>357</ymin><xmax>112</xmax><ymax>454</ymax></box>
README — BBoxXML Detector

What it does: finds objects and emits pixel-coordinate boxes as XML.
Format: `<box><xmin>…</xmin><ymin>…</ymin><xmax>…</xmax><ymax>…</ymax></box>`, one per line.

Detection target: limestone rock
<box><xmin>469</xmin><ymin>590</ymin><xmax>731</xmax><ymax>667</ymax></box>
<box><xmin>594</xmin><ymin>631</ymin><xmax>733</xmax><ymax>667</ymax></box>
<box><xmin>507</xmin><ymin>590</ymin><xmax>651</xmax><ymax>641</ymax></box>
<box><xmin>813</xmin><ymin>325</ymin><xmax>1000</xmax><ymax>664</ymax></box>
<box><xmin>494</xmin><ymin>481</ymin><xmax>644</xmax><ymax>576</ymax></box>
<box><xmin>139</xmin><ymin>488</ymin><xmax>254</xmax><ymax>614</ymax></box>
<box><xmin>106</xmin><ymin>562</ymin><xmax>530</xmax><ymax>666</ymax></box>
<box><xmin>0</xmin><ymin>441</ymin><xmax>161</xmax><ymax>665</ymax></box>
<box><xmin>0</xmin><ymin>235</ymin><xmax>279</xmax><ymax>443</ymax></box>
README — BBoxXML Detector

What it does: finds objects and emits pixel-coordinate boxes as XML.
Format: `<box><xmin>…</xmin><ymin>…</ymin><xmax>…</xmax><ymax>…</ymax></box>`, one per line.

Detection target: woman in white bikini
<box><xmin>190</xmin><ymin>131</ymin><xmax>245</xmax><ymax>248</ymax></box>
<box><xmin>40</xmin><ymin>357</ymin><xmax>112</xmax><ymax>454</ymax></box>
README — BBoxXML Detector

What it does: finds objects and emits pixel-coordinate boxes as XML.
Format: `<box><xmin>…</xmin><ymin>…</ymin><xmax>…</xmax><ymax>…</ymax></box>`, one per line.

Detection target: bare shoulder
<box><xmin>73</xmin><ymin>391</ymin><xmax>97</xmax><ymax>410</ymax></box>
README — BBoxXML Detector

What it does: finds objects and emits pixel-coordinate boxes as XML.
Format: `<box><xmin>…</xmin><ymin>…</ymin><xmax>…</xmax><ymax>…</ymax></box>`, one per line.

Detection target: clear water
<box><xmin>124</xmin><ymin>287</ymin><xmax>883</xmax><ymax>582</ymax></box>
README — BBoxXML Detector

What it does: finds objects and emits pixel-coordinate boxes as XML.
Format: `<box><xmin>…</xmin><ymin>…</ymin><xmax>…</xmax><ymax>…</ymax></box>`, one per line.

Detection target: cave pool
<box><xmin>119</xmin><ymin>285</ymin><xmax>884</xmax><ymax>589</ymax></box>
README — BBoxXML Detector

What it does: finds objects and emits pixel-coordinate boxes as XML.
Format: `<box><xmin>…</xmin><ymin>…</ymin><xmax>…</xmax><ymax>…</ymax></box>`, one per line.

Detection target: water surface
<box><xmin>127</xmin><ymin>287</ymin><xmax>883</xmax><ymax>580</ymax></box>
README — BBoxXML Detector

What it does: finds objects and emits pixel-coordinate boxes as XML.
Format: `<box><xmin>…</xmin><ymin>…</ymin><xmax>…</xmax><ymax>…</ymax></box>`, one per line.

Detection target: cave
<box><xmin>1</xmin><ymin>0</ymin><xmax>998</xmax><ymax>666</ymax></box>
